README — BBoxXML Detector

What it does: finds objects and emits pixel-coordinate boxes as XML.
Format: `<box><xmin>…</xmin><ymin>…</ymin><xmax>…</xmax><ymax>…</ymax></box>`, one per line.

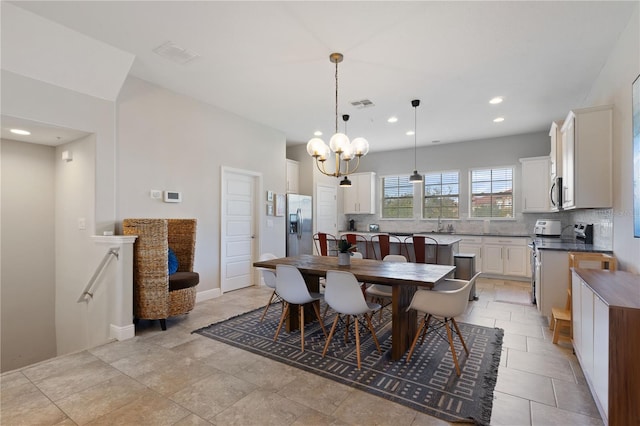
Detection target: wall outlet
<box><xmin>150</xmin><ymin>190</ymin><xmax>162</xmax><ymax>199</ymax></box>
<box><xmin>78</xmin><ymin>217</ymin><xmax>86</xmax><ymax>230</ymax></box>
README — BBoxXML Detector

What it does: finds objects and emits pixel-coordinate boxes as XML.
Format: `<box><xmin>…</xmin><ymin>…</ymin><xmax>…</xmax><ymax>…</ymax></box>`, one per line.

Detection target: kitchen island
<box><xmin>338</xmin><ymin>232</ymin><xmax>460</xmax><ymax>265</ymax></box>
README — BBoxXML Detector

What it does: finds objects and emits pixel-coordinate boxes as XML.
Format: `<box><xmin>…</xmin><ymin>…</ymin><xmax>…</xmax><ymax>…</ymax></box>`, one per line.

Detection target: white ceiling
<box><xmin>5</xmin><ymin>1</ymin><xmax>637</xmax><ymax>152</ymax></box>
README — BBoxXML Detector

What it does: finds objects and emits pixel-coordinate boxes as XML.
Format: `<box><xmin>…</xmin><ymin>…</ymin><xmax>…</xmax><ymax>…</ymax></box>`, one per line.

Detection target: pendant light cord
<box><xmin>414</xmin><ymin>105</ymin><xmax>418</xmax><ymax>169</ymax></box>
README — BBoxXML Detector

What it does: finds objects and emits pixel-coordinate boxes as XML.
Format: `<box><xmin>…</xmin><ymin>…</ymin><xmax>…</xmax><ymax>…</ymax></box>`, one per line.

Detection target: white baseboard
<box><xmin>196</xmin><ymin>288</ymin><xmax>221</xmax><ymax>303</ymax></box>
<box><xmin>110</xmin><ymin>324</ymin><xmax>135</xmax><ymax>341</ymax></box>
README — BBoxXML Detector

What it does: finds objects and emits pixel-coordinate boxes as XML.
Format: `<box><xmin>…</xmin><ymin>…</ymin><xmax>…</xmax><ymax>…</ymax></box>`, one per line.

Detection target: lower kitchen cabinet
<box><xmin>571</xmin><ymin>269</ymin><xmax>640</xmax><ymax>425</ymax></box>
<box><xmin>481</xmin><ymin>237</ymin><xmax>529</xmax><ymax>278</ymax></box>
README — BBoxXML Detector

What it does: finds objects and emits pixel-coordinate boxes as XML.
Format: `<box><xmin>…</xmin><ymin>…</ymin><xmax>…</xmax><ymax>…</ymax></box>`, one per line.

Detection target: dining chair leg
<box><xmin>451</xmin><ymin>318</ymin><xmax>469</xmax><ymax>355</ymax></box>
<box><xmin>406</xmin><ymin>315</ymin><xmax>427</xmax><ymax>363</ymax></box>
<box><xmin>364</xmin><ymin>313</ymin><xmax>382</xmax><ymax>354</ymax></box>
<box><xmin>322</xmin><ymin>314</ymin><xmax>340</xmax><ymax>357</ymax></box>
<box><xmin>354</xmin><ymin>316</ymin><xmax>362</xmax><ymax>369</ymax></box>
<box><xmin>419</xmin><ymin>314</ymin><xmax>432</xmax><ymax>346</ymax></box>
<box><xmin>274</xmin><ymin>302</ymin><xmax>289</xmax><ymax>342</ymax></box>
<box><xmin>312</xmin><ymin>302</ymin><xmax>328</xmax><ymax>337</ymax></box>
<box><xmin>300</xmin><ymin>303</ymin><xmax>305</xmax><ymax>351</ymax></box>
<box><xmin>445</xmin><ymin>320</ymin><xmax>462</xmax><ymax>376</ymax></box>
<box><xmin>260</xmin><ymin>290</ymin><xmax>277</xmax><ymax>322</ymax></box>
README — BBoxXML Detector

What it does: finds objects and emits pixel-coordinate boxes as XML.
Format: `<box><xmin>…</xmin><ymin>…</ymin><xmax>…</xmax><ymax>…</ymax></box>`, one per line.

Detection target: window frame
<box><xmin>468</xmin><ymin>165</ymin><xmax>515</xmax><ymax>219</ymax></box>
<box><xmin>421</xmin><ymin>170</ymin><xmax>460</xmax><ymax>220</ymax></box>
<box><xmin>380</xmin><ymin>174</ymin><xmax>415</xmax><ymax>220</ymax></box>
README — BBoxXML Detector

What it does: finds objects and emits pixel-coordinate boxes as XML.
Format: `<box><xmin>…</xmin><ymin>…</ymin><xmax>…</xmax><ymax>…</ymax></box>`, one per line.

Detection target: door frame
<box><xmin>220</xmin><ymin>166</ymin><xmax>262</xmax><ymax>294</ymax></box>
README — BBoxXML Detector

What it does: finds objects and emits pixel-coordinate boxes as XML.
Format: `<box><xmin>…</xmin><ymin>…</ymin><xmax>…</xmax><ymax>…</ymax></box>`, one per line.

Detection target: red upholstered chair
<box><xmin>370</xmin><ymin>234</ymin><xmax>402</xmax><ymax>260</ymax></box>
<box><xmin>313</xmin><ymin>232</ymin><xmax>338</xmax><ymax>256</ymax></box>
<box><xmin>404</xmin><ymin>235</ymin><xmax>439</xmax><ymax>264</ymax></box>
<box><xmin>343</xmin><ymin>233</ymin><xmax>370</xmax><ymax>258</ymax></box>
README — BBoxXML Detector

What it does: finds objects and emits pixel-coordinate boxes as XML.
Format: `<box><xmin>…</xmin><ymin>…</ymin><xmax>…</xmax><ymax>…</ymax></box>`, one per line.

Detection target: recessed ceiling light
<box><xmin>493</xmin><ymin>117</ymin><xmax>505</xmax><ymax>123</ymax></box>
<box><xmin>406</xmin><ymin>130</ymin><xmax>415</xmax><ymax>136</ymax></box>
<box><xmin>489</xmin><ymin>97</ymin><xmax>503</xmax><ymax>104</ymax></box>
<box><xmin>10</xmin><ymin>128</ymin><xmax>31</xmax><ymax>135</ymax></box>
<box><xmin>313</xmin><ymin>130</ymin><xmax>323</xmax><ymax>136</ymax></box>
<box><xmin>387</xmin><ymin>116</ymin><xmax>398</xmax><ymax>123</ymax></box>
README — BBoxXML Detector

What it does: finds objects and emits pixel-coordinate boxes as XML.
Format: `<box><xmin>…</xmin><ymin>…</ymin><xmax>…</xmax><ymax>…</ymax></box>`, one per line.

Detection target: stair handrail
<box><xmin>77</xmin><ymin>247</ymin><xmax>120</xmax><ymax>302</ymax></box>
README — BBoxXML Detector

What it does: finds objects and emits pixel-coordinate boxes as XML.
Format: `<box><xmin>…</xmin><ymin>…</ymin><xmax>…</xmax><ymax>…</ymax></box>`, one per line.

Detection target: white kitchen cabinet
<box><xmin>482</xmin><ymin>237</ymin><xmax>529</xmax><ymax>278</ymax></box>
<box><xmin>458</xmin><ymin>236</ymin><xmax>482</xmax><ymax>272</ymax></box>
<box><xmin>570</xmin><ymin>269</ymin><xmax>640</xmax><ymax>425</ymax></box>
<box><xmin>549</xmin><ymin>121</ymin><xmax>563</xmax><ymax>179</ymax></box>
<box><xmin>580</xmin><ymin>281</ymin><xmax>595</xmax><ymax>377</ymax></box>
<box><xmin>286</xmin><ymin>159</ymin><xmax>299</xmax><ymax>194</ymax></box>
<box><xmin>571</xmin><ymin>271</ymin><xmax>582</xmax><ymax>353</ymax></box>
<box><xmin>561</xmin><ymin>105</ymin><xmax>612</xmax><ymax>209</ymax></box>
<box><xmin>343</xmin><ymin>172</ymin><xmax>376</xmax><ymax>214</ymax></box>
<box><xmin>519</xmin><ymin>156</ymin><xmax>550</xmax><ymax>212</ymax></box>
<box><xmin>592</xmin><ymin>295</ymin><xmax>609</xmax><ymax>407</ymax></box>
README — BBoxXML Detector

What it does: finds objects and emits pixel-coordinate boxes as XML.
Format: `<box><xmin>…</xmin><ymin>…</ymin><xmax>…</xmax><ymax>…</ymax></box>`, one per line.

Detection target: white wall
<box><xmin>116</xmin><ymin>77</ymin><xmax>287</xmax><ymax>294</ymax></box>
<box><xmin>582</xmin><ymin>5</ymin><xmax>640</xmax><ymax>272</ymax></box>
<box><xmin>1</xmin><ymin>139</ymin><xmax>57</xmax><ymax>372</ymax></box>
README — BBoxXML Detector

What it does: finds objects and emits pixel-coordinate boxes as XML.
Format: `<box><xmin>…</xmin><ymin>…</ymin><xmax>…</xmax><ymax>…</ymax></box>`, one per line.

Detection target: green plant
<box><xmin>337</xmin><ymin>239</ymin><xmax>356</xmax><ymax>254</ymax></box>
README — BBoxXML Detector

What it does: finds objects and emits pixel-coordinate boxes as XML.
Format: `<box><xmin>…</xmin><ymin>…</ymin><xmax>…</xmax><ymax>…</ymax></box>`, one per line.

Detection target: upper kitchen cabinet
<box><xmin>561</xmin><ymin>105</ymin><xmax>613</xmax><ymax>210</ymax></box>
<box><xmin>343</xmin><ymin>172</ymin><xmax>376</xmax><ymax>214</ymax></box>
<box><xmin>520</xmin><ymin>156</ymin><xmax>550</xmax><ymax>212</ymax></box>
<box><xmin>549</xmin><ymin>121</ymin><xmax>563</xmax><ymax>179</ymax></box>
<box><xmin>286</xmin><ymin>159</ymin><xmax>299</xmax><ymax>194</ymax></box>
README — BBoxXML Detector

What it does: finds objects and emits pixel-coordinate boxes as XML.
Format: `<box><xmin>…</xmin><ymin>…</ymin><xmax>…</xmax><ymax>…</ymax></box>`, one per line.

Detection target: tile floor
<box><xmin>1</xmin><ymin>278</ymin><xmax>603</xmax><ymax>425</ymax></box>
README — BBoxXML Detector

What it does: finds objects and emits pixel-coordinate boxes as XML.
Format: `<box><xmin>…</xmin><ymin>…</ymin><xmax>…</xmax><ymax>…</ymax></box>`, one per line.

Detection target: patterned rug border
<box><xmin>193</xmin><ymin>305</ymin><xmax>503</xmax><ymax>426</ymax></box>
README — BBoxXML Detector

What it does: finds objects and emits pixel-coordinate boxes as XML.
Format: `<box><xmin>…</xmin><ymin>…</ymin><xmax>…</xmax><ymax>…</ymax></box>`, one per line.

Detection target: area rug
<box><xmin>194</xmin><ymin>303</ymin><xmax>503</xmax><ymax>425</ymax></box>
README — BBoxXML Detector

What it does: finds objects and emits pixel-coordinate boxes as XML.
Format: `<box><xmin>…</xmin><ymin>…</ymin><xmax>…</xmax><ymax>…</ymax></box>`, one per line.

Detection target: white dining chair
<box><xmin>322</xmin><ymin>270</ymin><xmax>382</xmax><ymax>370</ymax></box>
<box><xmin>322</xmin><ymin>251</ymin><xmax>364</xmax><ymax>320</ymax></box>
<box><xmin>257</xmin><ymin>253</ymin><xmax>279</xmax><ymax>322</ymax></box>
<box><xmin>405</xmin><ymin>272</ymin><xmax>481</xmax><ymax>376</ymax></box>
<box><xmin>273</xmin><ymin>264</ymin><xmax>327</xmax><ymax>352</ymax></box>
<box><xmin>365</xmin><ymin>254</ymin><xmax>407</xmax><ymax>321</ymax></box>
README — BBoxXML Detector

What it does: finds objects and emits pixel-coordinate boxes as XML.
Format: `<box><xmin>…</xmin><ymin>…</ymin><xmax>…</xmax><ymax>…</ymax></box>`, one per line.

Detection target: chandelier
<box><xmin>306</xmin><ymin>53</ymin><xmax>369</xmax><ymax>187</ymax></box>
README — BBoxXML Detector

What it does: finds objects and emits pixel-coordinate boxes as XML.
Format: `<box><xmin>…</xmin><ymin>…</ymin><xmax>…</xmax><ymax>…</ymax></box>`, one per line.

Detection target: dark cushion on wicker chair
<box><xmin>169</xmin><ymin>272</ymin><xmax>200</xmax><ymax>292</ymax></box>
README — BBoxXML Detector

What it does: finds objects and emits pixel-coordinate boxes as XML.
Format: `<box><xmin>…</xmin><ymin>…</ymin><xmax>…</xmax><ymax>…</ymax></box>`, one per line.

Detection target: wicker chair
<box><xmin>123</xmin><ymin>219</ymin><xmax>199</xmax><ymax>330</ymax></box>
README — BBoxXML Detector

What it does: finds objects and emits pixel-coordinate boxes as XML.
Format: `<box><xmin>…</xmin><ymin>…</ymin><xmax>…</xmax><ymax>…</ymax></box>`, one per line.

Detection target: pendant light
<box><xmin>409</xmin><ymin>99</ymin><xmax>423</xmax><ymax>183</ymax></box>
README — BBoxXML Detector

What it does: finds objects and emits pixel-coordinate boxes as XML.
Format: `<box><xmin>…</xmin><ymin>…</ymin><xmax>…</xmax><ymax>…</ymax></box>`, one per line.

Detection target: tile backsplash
<box><xmin>344</xmin><ymin>208</ymin><xmax>613</xmax><ymax>249</ymax></box>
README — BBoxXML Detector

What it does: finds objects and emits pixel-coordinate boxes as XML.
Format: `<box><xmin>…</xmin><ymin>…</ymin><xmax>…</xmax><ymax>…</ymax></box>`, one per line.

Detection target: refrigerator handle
<box><xmin>297</xmin><ymin>208</ymin><xmax>303</xmax><ymax>239</ymax></box>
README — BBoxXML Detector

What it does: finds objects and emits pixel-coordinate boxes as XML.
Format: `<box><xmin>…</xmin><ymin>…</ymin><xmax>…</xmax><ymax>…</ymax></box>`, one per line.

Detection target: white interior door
<box><xmin>316</xmin><ymin>184</ymin><xmax>337</xmax><ymax>239</ymax></box>
<box><xmin>221</xmin><ymin>169</ymin><xmax>258</xmax><ymax>293</ymax></box>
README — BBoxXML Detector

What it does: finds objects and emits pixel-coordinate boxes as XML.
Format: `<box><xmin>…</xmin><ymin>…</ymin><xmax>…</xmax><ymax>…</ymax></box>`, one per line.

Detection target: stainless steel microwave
<box><xmin>550</xmin><ymin>176</ymin><xmax>563</xmax><ymax>210</ymax></box>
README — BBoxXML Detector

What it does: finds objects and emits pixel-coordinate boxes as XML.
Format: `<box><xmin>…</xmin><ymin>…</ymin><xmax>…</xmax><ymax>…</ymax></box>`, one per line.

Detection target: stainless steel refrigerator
<box><xmin>286</xmin><ymin>194</ymin><xmax>313</xmax><ymax>256</ymax></box>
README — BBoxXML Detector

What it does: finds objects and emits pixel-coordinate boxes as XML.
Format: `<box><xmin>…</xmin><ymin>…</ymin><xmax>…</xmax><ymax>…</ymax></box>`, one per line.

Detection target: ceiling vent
<box><xmin>153</xmin><ymin>41</ymin><xmax>200</xmax><ymax>65</ymax></box>
<box><xmin>350</xmin><ymin>99</ymin><xmax>375</xmax><ymax>109</ymax></box>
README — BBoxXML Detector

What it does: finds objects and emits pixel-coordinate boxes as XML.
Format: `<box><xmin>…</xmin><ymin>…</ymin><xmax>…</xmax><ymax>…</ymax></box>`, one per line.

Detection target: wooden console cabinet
<box><xmin>571</xmin><ymin>268</ymin><xmax>640</xmax><ymax>425</ymax></box>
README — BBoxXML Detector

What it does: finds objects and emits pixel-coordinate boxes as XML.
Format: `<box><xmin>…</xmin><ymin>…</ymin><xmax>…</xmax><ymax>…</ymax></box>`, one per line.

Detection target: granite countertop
<box><xmin>533</xmin><ymin>239</ymin><xmax>613</xmax><ymax>253</ymax></box>
<box><xmin>339</xmin><ymin>231</ymin><xmax>533</xmax><ymax>239</ymax></box>
<box><xmin>338</xmin><ymin>231</ymin><xmax>462</xmax><ymax>246</ymax></box>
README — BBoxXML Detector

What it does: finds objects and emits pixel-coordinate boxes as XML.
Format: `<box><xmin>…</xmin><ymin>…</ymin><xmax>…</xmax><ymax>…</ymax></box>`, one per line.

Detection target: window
<box><xmin>382</xmin><ymin>175</ymin><xmax>413</xmax><ymax>218</ymax></box>
<box><xmin>423</xmin><ymin>171</ymin><xmax>459</xmax><ymax>218</ymax></box>
<box><xmin>470</xmin><ymin>167</ymin><xmax>514</xmax><ymax>218</ymax></box>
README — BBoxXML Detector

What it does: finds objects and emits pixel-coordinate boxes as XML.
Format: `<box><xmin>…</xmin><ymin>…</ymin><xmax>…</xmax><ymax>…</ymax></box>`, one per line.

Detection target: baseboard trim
<box><xmin>110</xmin><ymin>324</ymin><xmax>135</xmax><ymax>341</ymax></box>
<box><xmin>196</xmin><ymin>288</ymin><xmax>221</xmax><ymax>303</ymax></box>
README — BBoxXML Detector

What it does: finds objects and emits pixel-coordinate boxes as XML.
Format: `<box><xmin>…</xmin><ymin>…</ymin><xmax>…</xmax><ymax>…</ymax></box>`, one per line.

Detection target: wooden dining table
<box><xmin>252</xmin><ymin>254</ymin><xmax>456</xmax><ymax>360</ymax></box>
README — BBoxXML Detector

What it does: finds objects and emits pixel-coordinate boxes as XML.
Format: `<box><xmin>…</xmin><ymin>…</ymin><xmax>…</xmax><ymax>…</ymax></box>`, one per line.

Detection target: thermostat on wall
<box><xmin>164</xmin><ymin>191</ymin><xmax>182</xmax><ymax>203</ymax></box>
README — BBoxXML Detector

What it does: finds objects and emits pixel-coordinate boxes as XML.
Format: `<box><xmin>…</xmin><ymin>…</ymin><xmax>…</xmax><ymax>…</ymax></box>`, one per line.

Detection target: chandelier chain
<box><xmin>335</xmin><ymin>59</ymin><xmax>339</xmax><ymax>134</ymax></box>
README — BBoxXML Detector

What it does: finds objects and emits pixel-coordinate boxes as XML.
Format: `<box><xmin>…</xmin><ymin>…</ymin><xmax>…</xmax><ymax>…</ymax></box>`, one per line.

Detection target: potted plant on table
<box><xmin>337</xmin><ymin>239</ymin><xmax>357</xmax><ymax>266</ymax></box>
